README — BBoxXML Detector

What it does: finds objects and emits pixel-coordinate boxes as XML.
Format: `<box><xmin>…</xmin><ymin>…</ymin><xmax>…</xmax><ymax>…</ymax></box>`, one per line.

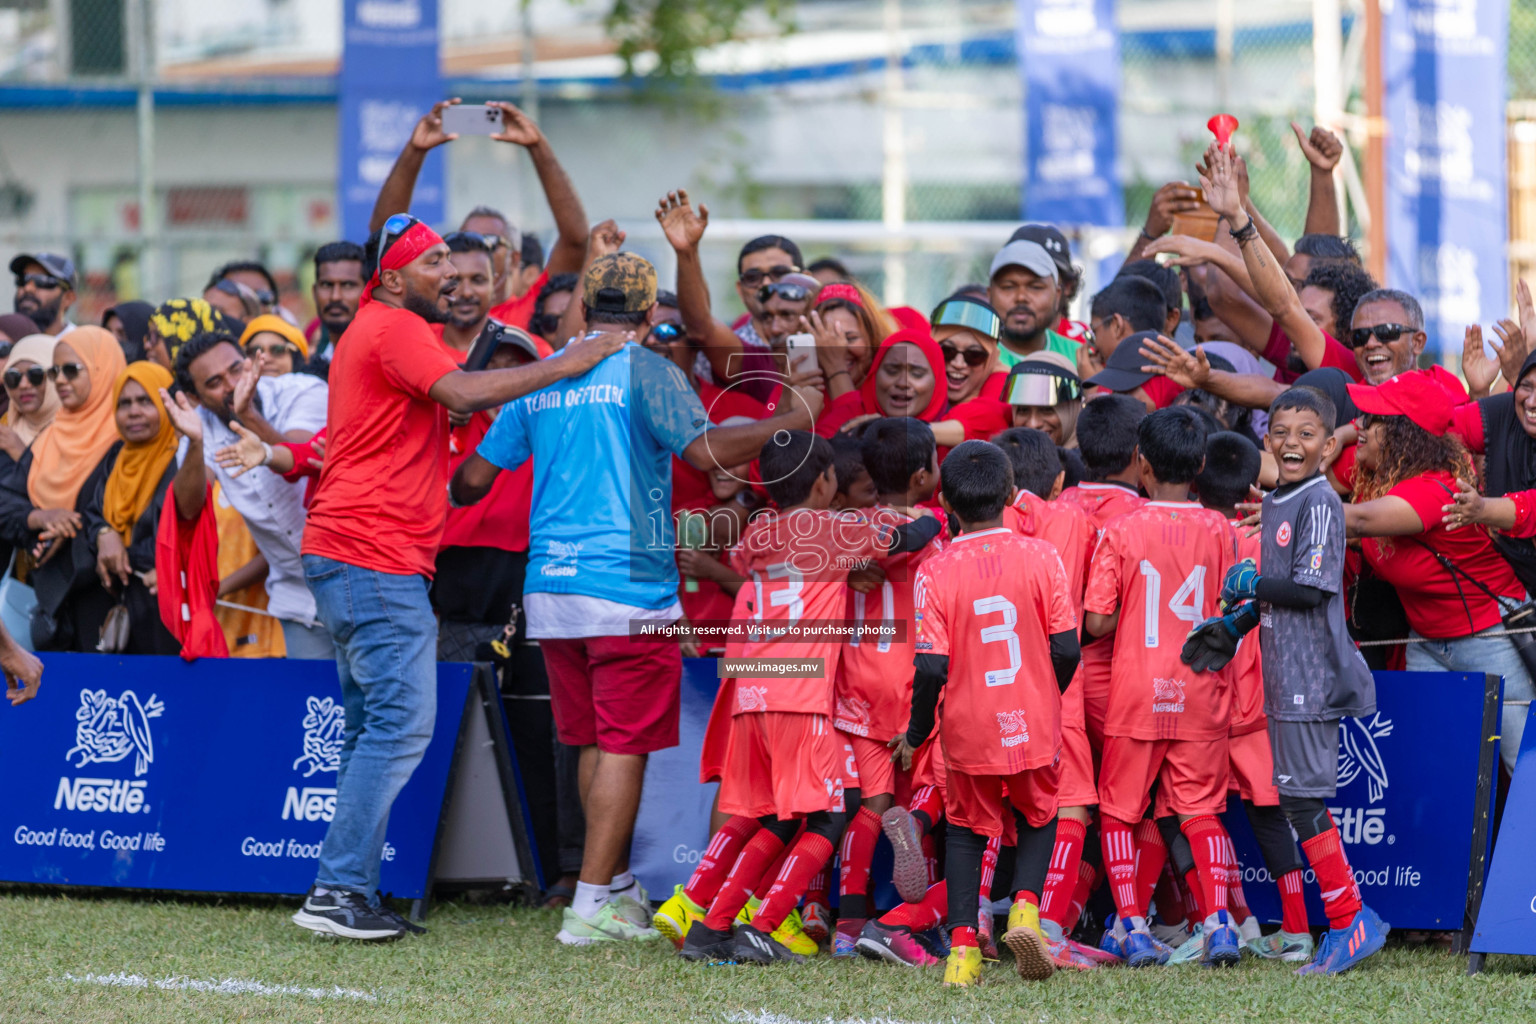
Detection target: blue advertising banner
<box><xmin>338</xmin><ymin>0</ymin><xmax>444</xmax><ymax>241</ymax></box>
<box><xmin>1383</xmin><ymin>0</ymin><xmax>1508</xmax><ymax>357</ymax></box>
<box><xmin>0</xmin><ymin>655</ymin><xmax>472</xmax><ymax>899</ymax></box>
<box><xmin>1018</xmin><ymin>0</ymin><xmax>1123</xmax><ymax>227</ymax></box>
<box><xmin>1226</xmin><ymin>672</ymin><xmax>1497</xmax><ymax>930</ymax></box>
<box><xmin>630</xmin><ymin>658</ymin><xmax>720</xmax><ymax>896</ymax></box>
<box><xmin>1472</xmin><ymin>704</ymin><xmax>1536</xmax><ymax>955</ymax></box>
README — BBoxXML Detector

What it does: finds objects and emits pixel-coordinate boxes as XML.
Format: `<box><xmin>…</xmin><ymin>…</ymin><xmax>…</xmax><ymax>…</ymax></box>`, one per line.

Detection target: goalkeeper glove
<box><xmin>1220</xmin><ymin>557</ymin><xmax>1261</xmax><ymax>608</ymax></box>
<box><xmin>1180</xmin><ymin>600</ymin><xmax>1259</xmax><ymax>673</ymax></box>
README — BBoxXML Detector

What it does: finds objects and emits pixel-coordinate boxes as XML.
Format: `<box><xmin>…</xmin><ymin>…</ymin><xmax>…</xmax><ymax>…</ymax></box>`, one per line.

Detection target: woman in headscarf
<box><xmin>102</xmin><ymin>300</ymin><xmax>154</xmax><ymax>364</ymax></box>
<box><xmin>0</xmin><ymin>335</ymin><xmax>60</xmax><ymax>463</ymax></box>
<box><xmin>18</xmin><ymin>327</ymin><xmax>127</xmax><ymax>649</ymax></box>
<box><xmin>144</xmin><ymin>298</ymin><xmax>235</xmax><ymax>370</ymax></box>
<box><xmin>0</xmin><ymin>313</ymin><xmax>38</xmax><ymax>347</ymax></box>
<box><xmin>239</xmin><ymin>314</ymin><xmax>309</xmax><ymax>378</ymax></box>
<box><xmin>64</xmin><ymin>361</ymin><xmax>210</xmax><ymax>654</ymax></box>
<box><xmin>1002</xmin><ymin>350</ymin><xmax>1084</xmax><ymax>447</ymax></box>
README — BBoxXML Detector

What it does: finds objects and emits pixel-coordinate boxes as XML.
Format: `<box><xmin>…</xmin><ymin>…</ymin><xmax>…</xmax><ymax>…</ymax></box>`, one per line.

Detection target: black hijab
<box><xmin>1479</xmin><ymin>349</ymin><xmax>1536</xmax><ymax>591</ymax></box>
<box><xmin>103</xmin><ymin>301</ymin><xmax>154</xmax><ymax>364</ymax></box>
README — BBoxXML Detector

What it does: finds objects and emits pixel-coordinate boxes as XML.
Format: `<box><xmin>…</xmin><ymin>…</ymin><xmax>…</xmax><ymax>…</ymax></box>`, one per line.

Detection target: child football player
<box><xmin>1083</xmin><ymin>407</ymin><xmax>1242</xmax><ymax>968</ymax></box>
<box><xmin>1184</xmin><ymin>387</ymin><xmax>1387</xmax><ymax>974</ymax></box>
<box><xmin>895</xmin><ymin>440</ymin><xmax>1081</xmax><ymax>986</ymax></box>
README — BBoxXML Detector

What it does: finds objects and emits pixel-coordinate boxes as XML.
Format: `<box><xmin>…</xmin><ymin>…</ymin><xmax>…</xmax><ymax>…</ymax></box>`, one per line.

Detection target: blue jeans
<box><xmin>281</xmin><ymin>617</ymin><xmax>337</xmax><ymax>660</ymax></box>
<box><xmin>303</xmin><ymin>555</ymin><xmax>437</xmax><ymax>898</ymax></box>
<box><xmin>1406</xmin><ymin>624</ymin><xmax>1536</xmax><ymax>774</ymax></box>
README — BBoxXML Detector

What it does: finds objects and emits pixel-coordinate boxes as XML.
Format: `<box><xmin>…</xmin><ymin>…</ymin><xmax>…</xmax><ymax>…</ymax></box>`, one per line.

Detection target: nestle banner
<box><xmin>1472</xmin><ymin>704</ymin><xmax>1536</xmax><ymax>956</ymax></box>
<box><xmin>1018</xmin><ymin>0</ymin><xmax>1123</xmax><ymax>227</ymax></box>
<box><xmin>0</xmin><ymin>655</ymin><xmax>472</xmax><ymax>898</ymax></box>
<box><xmin>1226</xmin><ymin>671</ymin><xmax>1497</xmax><ymax>930</ymax></box>
<box><xmin>338</xmin><ymin>0</ymin><xmax>444</xmax><ymax>241</ymax></box>
<box><xmin>1383</xmin><ymin>0</ymin><xmax>1509</xmax><ymax>357</ymax></box>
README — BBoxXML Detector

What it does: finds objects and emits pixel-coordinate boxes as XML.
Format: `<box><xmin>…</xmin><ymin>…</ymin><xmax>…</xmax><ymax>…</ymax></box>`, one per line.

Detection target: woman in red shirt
<box><xmin>1342</xmin><ymin>371</ymin><xmax>1534</xmax><ymax>771</ymax></box>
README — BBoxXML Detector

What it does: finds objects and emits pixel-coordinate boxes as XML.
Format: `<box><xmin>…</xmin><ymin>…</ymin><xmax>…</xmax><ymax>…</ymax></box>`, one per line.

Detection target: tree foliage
<box><xmin>602</xmin><ymin>0</ymin><xmax>796</xmax><ymax>82</ymax></box>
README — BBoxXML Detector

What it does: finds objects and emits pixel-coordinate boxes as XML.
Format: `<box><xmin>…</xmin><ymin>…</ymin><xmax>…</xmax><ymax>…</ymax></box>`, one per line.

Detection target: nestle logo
<box><xmin>54</xmin><ymin>777</ymin><xmax>148</xmax><ymax>814</ymax></box>
<box><xmin>282</xmin><ymin>786</ymin><xmax>337</xmax><ymax>822</ymax></box>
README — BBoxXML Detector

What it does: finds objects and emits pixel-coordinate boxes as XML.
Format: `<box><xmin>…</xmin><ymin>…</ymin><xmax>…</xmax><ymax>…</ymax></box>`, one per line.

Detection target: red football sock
<box><xmin>1300</xmin><ymin>821</ymin><xmax>1362</xmax><ymax>930</ymax></box>
<box><xmin>684</xmin><ymin>815</ymin><xmax>759</xmax><ymax>907</ymax></box>
<box><xmin>1226</xmin><ymin>848</ymin><xmax>1252</xmax><ymax>925</ymax></box>
<box><xmin>704</xmin><ymin>828</ymin><xmax>785</xmax><ymax>931</ymax></box>
<box><xmin>1152</xmin><ymin>862</ymin><xmax>1187</xmax><ymax>927</ymax></box>
<box><xmin>1179</xmin><ymin>815</ymin><xmax>1232</xmax><ymax>918</ymax></box>
<box><xmin>1278</xmin><ymin>869</ymin><xmax>1309</xmax><ymax>934</ymax></box>
<box><xmin>838</xmin><ymin>806</ymin><xmax>882</xmax><ymax>917</ymax></box>
<box><xmin>979</xmin><ymin>836</ymin><xmax>1000</xmax><ymax>903</ymax></box>
<box><xmin>752</xmin><ymin>832</ymin><xmax>836</xmax><ymax>933</ymax></box>
<box><xmin>922</xmin><ymin>831</ymin><xmax>940</xmax><ymax>884</ymax></box>
<box><xmin>1132</xmin><ymin>818</ymin><xmax>1167</xmax><ymax>919</ymax></box>
<box><xmin>1099</xmin><ymin>816</ymin><xmax>1140</xmax><ymax>920</ymax></box>
<box><xmin>881</xmin><ymin>880</ymin><xmax>947</xmax><ymax>931</ymax></box>
<box><xmin>951</xmin><ymin>924</ymin><xmax>978</xmax><ymax>948</ymax></box>
<box><xmin>1040</xmin><ymin>817</ymin><xmax>1087</xmax><ymax>927</ymax></box>
<box><xmin>1066</xmin><ymin>859</ymin><xmax>1098</xmax><ymax>927</ymax></box>
<box><xmin>1014</xmin><ymin>889</ymin><xmax>1040</xmax><ymax>907</ymax></box>
<box><xmin>909</xmin><ymin>785</ymin><xmax>944</xmax><ymax>832</ymax></box>
<box><xmin>1183</xmin><ymin>868</ymin><xmax>1210</xmax><ymax>924</ymax></box>
<box><xmin>751</xmin><ymin>826</ymin><xmax>798</xmax><ymax>901</ymax></box>
<box><xmin>803</xmin><ymin>864</ymin><xmax>830</xmax><ymax>908</ymax></box>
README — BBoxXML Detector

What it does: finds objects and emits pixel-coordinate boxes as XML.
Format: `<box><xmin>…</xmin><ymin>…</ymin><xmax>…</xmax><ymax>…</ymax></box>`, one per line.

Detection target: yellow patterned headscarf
<box><xmin>151</xmin><ymin>299</ymin><xmax>236</xmax><ymax>362</ymax></box>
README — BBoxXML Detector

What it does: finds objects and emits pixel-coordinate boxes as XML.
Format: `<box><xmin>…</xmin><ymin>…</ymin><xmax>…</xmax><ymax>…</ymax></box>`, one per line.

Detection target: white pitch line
<box><xmin>725</xmin><ymin>1012</ymin><xmax>996</xmax><ymax>1024</ymax></box>
<box><xmin>62</xmin><ymin>972</ymin><xmax>376</xmax><ymax>1002</ymax></box>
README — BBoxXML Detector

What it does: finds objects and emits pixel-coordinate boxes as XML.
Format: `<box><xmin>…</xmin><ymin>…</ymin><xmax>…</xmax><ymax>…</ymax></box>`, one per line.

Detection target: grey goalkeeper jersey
<box><xmin>1259</xmin><ymin>475</ymin><xmax>1375</xmax><ymax>722</ymax></box>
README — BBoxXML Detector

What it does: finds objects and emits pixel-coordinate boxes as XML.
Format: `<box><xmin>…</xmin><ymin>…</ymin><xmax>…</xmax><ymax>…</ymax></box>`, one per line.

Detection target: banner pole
<box><xmin>1463</xmin><ymin>673</ymin><xmax>1503</xmax><ymax>969</ymax></box>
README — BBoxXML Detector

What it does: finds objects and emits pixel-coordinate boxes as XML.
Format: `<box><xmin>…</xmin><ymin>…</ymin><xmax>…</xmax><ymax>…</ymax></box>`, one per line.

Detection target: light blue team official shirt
<box><xmin>477</xmin><ymin>338</ymin><xmax>710</xmax><ymax>610</ymax></box>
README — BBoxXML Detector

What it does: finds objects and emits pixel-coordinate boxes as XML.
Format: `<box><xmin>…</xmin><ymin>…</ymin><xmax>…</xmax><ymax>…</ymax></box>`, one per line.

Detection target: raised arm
<box><xmin>487</xmin><ymin>101</ymin><xmax>587</xmax><ymax>276</ymax></box>
<box><xmin>1128</xmin><ymin>181</ymin><xmax>1205</xmax><ymax>262</ymax></box>
<box><xmin>656</xmin><ymin>190</ymin><xmax>744</xmax><ymax>382</ymax></box>
<box><xmin>428</xmin><ymin>330</ymin><xmax>626</xmax><ymax>415</ymax></box>
<box><xmin>1137</xmin><ymin>335</ymin><xmax>1287</xmax><ymax>410</ymax></box>
<box><xmin>1294</xmin><ymin>122</ymin><xmax>1345</xmax><ymax>238</ymax></box>
<box><xmin>161</xmin><ymin>389</ymin><xmax>208</xmax><ymax>521</ymax></box>
<box><xmin>369</xmin><ymin>99</ymin><xmax>461</xmax><ymax>233</ymax></box>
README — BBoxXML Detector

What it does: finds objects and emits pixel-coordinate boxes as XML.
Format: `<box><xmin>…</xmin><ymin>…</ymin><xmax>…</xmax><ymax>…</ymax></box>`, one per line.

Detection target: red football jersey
<box><xmin>1082</xmin><ymin>501</ymin><xmax>1239</xmax><ymax>742</ymax></box>
<box><xmin>835</xmin><ymin>507</ymin><xmax>945</xmax><ymax>742</ymax></box>
<box><xmin>1227</xmin><ymin>521</ymin><xmax>1265</xmax><ymax>734</ymax></box>
<box><xmin>1059</xmin><ymin>482</ymin><xmax>1146</xmax><ymax>537</ymax></box>
<box><xmin>914</xmin><ymin>528</ymin><xmax>1077</xmax><ymax>774</ymax></box>
<box><xmin>730</xmin><ymin>508</ymin><xmax>893</xmax><ymax>716</ymax></box>
<box><xmin>1004</xmin><ymin>490</ymin><xmax>1094</xmax><ymax>730</ymax></box>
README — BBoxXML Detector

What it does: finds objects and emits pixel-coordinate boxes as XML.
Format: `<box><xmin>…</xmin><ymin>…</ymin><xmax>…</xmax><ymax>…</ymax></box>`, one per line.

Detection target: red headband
<box><xmin>816</xmin><ymin>283</ymin><xmax>863</xmax><ymax>308</ymax></box>
<box><xmin>360</xmin><ymin>222</ymin><xmax>447</xmax><ymax>307</ymax></box>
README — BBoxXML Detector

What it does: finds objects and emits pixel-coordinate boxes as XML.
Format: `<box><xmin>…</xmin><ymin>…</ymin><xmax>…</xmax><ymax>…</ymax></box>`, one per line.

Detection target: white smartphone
<box><xmin>785</xmin><ymin>332</ymin><xmax>817</xmax><ymax>376</ymax></box>
<box><xmin>440</xmin><ymin>103</ymin><xmax>502</xmax><ymax>136</ymax></box>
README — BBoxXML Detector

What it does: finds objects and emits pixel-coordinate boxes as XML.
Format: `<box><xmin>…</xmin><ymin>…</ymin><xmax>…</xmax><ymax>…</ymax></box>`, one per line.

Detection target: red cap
<box><xmin>1346</xmin><ymin>369</ymin><xmax>1455</xmax><ymax>435</ymax></box>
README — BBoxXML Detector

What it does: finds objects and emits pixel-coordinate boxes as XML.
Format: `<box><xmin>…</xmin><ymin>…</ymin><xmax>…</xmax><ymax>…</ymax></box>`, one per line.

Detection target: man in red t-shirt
<box><xmin>291</xmin><ymin>216</ymin><xmax>621</xmax><ymax>943</ymax></box>
<box><xmin>1083</xmin><ymin>408</ymin><xmax>1241</xmax><ymax>967</ymax></box>
<box><xmin>367</xmin><ymin>99</ymin><xmax>588</xmax><ymax>329</ymax></box>
<box><xmin>892</xmin><ymin>440</ymin><xmax>1080</xmax><ymax>987</ymax></box>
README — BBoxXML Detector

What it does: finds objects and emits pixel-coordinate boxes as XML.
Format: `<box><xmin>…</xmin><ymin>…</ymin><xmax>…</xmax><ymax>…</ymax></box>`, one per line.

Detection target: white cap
<box><xmin>989</xmin><ymin>240</ymin><xmax>1059</xmax><ymax>283</ymax></box>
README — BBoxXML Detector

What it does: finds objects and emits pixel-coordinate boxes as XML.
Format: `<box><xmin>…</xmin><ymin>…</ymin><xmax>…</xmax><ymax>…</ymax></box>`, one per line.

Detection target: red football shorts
<box><xmin>699</xmin><ymin>677</ymin><xmax>737</xmax><ymax>784</ymax></box>
<box><xmin>1098</xmin><ymin>735</ymin><xmax>1230</xmax><ymax>823</ymax></box>
<box><xmin>841</xmin><ymin>729</ymin><xmax>896</xmax><ymax>798</ymax></box>
<box><xmin>946</xmin><ymin>763</ymin><xmax>1060</xmax><ymax>838</ymax></box>
<box><xmin>1080</xmin><ymin>640</ymin><xmax>1112</xmax><ymax>757</ymax></box>
<box><xmin>1057</xmin><ymin>723</ymin><xmax>1098</xmax><ymax>807</ymax></box>
<box><xmin>1228</xmin><ymin>726</ymin><xmax>1279</xmax><ymax>806</ymax></box>
<box><xmin>719</xmin><ymin>711</ymin><xmax>853</xmax><ymax>820</ymax></box>
<box><xmin>911</xmin><ymin>734</ymin><xmax>947</xmax><ymax>791</ymax></box>
<box><xmin>541</xmin><ymin>635</ymin><xmax>680</xmax><ymax>756</ymax></box>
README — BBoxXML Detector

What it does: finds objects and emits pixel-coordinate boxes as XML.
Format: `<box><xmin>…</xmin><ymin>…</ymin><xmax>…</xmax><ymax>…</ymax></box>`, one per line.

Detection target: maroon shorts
<box><xmin>540</xmin><ymin>635</ymin><xmax>681</xmax><ymax>755</ymax></box>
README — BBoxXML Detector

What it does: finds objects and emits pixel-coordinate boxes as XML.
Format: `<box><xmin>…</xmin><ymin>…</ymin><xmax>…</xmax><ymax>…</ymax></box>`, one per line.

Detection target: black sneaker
<box><xmin>733</xmin><ymin>922</ymin><xmax>806</xmax><ymax>965</ymax></box>
<box><xmin>292</xmin><ymin>886</ymin><xmax>407</xmax><ymax>941</ymax></box>
<box><xmin>679</xmin><ymin>921</ymin><xmax>737</xmax><ymax>962</ymax></box>
<box><xmin>374</xmin><ymin>892</ymin><xmax>427</xmax><ymax>935</ymax></box>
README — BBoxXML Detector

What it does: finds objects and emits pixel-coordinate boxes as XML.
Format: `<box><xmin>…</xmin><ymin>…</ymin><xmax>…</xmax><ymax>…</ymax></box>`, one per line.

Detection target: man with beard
<box><xmin>292</xmin><ymin>215</ymin><xmax>623</xmax><ymax>941</ymax></box>
<box><xmin>987</xmin><ymin>239</ymin><xmax>1080</xmax><ymax>367</ymax></box>
<box><xmin>305</xmin><ymin>242</ymin><xmax>367</xmax><ymax>374</ymax></box>
<box><xmin>173</xmin><ymin>330</ymin><xmax>331</xmax><ymax>657</ymax></box>
<box><xmin>10</xmin><ymin>252</ymin><xmax>77</xmax><ymax>337</ymax></box>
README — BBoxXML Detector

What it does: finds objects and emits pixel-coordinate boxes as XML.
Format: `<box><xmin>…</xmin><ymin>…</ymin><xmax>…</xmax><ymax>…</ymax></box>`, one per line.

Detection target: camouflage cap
<box><xmin>583</xmin><ymin>253</ymin><xmax>657</xmax><ymax>313</ymax></box>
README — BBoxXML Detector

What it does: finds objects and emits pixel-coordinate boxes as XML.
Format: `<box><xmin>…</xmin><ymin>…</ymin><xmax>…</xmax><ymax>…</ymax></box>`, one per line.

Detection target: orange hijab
<box><xmin>27</xmin><ymin>326</ymin><xmax>128</xmax><ymax>511</ymax></box>
<box><xmin>103</xmin><ymin>362</ymin><xmax>178</xmax><ymax>543</ymax></box>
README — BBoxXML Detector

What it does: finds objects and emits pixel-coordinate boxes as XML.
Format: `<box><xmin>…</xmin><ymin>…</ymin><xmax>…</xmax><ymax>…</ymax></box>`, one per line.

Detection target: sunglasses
<box><xmin>246</xmin><ymin>341</ymin><xmax>299</xmax><ymax>360</ymax></box>
<box><xmin>46</xmin><ymin>362</ymin><xmax>84</xmax><ymax>382</ymax></box>
<box><xmin>651</xmin><ymin>322</ymin><xmax>684</xmax><ymax>343</ymax></box>
<box><xmin>739</xmin><ymin>265</ymin><xmax>799</xmax><ymax>288</ymax></box>
<box><xmin>16</xmin><ymin>273</ymin><xmax>66</xmax><ymax>291</ymax></box>
<box><xmin>1350</xmin><ymin>323</ymin><xmax>1414</xmax><ymax>348</ymax></box>
<box><xmin>1002</xmin><ymin>367</ymin><xmax>1083</xmax><ymax>406</ymax></box>
<box><xmin>211</xmin><ymin>277</ymin><xmax>275</xmax><ymax>306</ymax></box>
<box><xmin>4</xmin><ymin>366</ymin><xmax>46</xmax><ymax>390</ymax></box>
<box><xmin>757</xmin><ymin>282</ymin><xmax>813</xmax><ymax>305</ymax></box>
<box><xmin>940</xmin><ymin>342</ymin><xmax>990</xmax><ymax>368</ymax></box>
<box><xmin>443</xmin><ymin>230</ymin><xmax>503</xmax><ymax>253</ymax></box>
<box><xmin>930</xmin><ymin>299</ymin><xmax>1001</xmax><ymax>342</ymax></box>
<box><xmin>0</xmin><ymin>342</ymin><xmax>11</xmax><ymax>361</ymax></box>
<box><xmin>379</xmin><ymin>212</ymin><xmax>422</xmax><ymax>263</ymax></box>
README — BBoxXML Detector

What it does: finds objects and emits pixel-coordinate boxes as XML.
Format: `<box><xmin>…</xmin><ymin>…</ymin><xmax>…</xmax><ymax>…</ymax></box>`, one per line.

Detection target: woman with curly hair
<box><xmin>1342</xmin><ymin>370</ymin><xmax>1535</xmax><ymax>769</ymax></box>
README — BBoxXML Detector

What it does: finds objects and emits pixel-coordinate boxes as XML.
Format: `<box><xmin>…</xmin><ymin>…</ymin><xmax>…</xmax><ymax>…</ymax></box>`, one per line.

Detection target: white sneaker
<box><xmin>1237</xmin><ymin>914</ymin><xmax>1263</xmax><ymax>946</ymax></box>
<box><xmin>556</xmin><ymin>902</ymin><xmax>661</xmax><ymax>946</ymax></box>
<box><xmin>609</xmin><ymin>881</ymin><xmax>652</xmax><ymax>930</ymax></box>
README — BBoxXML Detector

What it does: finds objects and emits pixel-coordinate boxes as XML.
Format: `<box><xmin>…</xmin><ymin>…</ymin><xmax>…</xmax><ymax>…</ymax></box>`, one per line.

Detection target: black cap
<box><xmin>1008</xmin><ymin>224</ymin><xmax>1073</xmax><ymax>277</ymax></box>
<box><xmin>1085</xmin><ymin>330</ymin><xmax>1190</xmax><ymax>393</ymax></box>
<box><xmin>9</xmin><ymin>251</ymin><xmax>76</xmax><ymax>289</ymax></box>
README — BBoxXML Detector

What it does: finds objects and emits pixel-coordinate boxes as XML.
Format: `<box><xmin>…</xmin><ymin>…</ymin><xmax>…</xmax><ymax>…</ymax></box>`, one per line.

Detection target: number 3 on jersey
<box><xmin>973</xmin><ymin>595</ymin><xmax>1020</xmax><ymax>687</ymax></box>
<box><xmin>1138</xmin><ymin>561</ymin><xmax>1205</xmax><ymax>648</ymax></box>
